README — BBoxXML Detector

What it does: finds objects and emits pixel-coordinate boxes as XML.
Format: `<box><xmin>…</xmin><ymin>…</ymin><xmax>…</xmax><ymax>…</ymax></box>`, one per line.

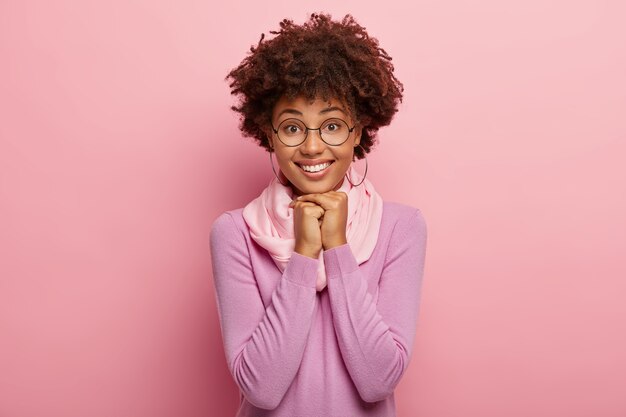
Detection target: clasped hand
<box><xmin>288</xmin><ymin>191</ymin><xmax>348</xmax><ymax>256</ymax></box>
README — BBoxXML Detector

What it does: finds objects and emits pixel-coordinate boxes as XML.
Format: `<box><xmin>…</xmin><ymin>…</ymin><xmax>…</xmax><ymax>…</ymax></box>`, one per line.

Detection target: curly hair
<box><xmin>225</xmin><ymin>12</ymin><xmax>404</xmax><ymax>160</ymax></box>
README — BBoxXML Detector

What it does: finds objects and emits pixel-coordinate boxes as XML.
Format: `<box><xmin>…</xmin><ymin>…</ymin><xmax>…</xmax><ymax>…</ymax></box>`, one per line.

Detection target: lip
<box><xmin>296</xmin><ymin>160</ymin><xmax>334</xmax><ymax>179</ymax></box>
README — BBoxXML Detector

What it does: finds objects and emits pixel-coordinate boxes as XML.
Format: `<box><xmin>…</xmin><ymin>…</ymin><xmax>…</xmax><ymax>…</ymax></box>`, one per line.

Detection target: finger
<box><xmin>301</xmin><ymin>204</ymin><xmax>325</xmax><ymax>219</ymax></box>
<box><xmin>293</xmin><ymin>193</ymin><xmax>336</xmax><ymax>210</ymax></box>
<box><xmin>288</xmin><ymin>199</ymin><xmax>322</xmax><ymax>208</ymax></box>
<box><xmin>288</xmin><ymin>201</ymin><xmax>325</xmax><ymax>215</ymax></box>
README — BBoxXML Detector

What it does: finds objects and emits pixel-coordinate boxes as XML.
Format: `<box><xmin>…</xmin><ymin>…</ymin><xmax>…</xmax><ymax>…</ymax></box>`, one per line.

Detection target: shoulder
<box><xmin>382</xmin><ymin>200</ymin><xmax>427</xmax><ymax>232</ymax></box>
<box><xmin>380</xmin><ymin>201</ymin><xmax>427</xmax><ymax>262</ymax></box>
<box><xmin>209</xmin><ymin>207</ymin><xmax>247</xmax><ymax>241</ymax></box>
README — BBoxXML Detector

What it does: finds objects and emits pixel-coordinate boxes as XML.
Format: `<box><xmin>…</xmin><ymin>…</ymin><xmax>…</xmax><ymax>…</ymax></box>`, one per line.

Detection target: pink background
<box><xmin>1</xmin><ymin>0</ymin><xmax>625</xmax><ymax>416</ymax></box>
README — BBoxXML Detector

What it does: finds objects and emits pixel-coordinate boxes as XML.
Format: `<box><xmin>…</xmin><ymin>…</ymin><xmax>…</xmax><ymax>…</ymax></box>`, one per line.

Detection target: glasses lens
<box><xmin>277</xmin><ymin>119</ymin><xmax>307</xmax><ymax>146</ymax></box>
<box><xmin>320</xmin><ymin>118</ymin><xmax>350</xmax><ymax>145</ymax></box>
<box><xmin>276</xmin><ymin>118</ymin><xmax>352</xmax><ymax>146</ymax></box>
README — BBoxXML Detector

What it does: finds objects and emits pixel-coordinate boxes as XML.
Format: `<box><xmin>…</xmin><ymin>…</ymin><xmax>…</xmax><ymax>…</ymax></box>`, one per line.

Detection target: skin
<box><xmin>263</xmin><ymin>95</ymin><xmax>362</xmax><ymax>259</ymax></box>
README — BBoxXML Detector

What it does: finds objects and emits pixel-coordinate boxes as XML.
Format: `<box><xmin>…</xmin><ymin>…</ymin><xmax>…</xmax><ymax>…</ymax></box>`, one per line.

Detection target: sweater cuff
<box><xmin>323</xmin><ymin>243</ymin><xmax>359</xmax><ymax>279</ymax></box>
<box><xmin>284</xmin><ymin>251</ymin><xmax>320</xmax><ymax>288</ymax></box>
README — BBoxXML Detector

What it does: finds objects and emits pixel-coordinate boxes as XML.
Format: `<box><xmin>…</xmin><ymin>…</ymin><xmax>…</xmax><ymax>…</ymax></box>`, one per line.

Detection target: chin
<box><xmin>292</xmin><ymin>178</ymin><xmax>344</xmax><ymax>195</ymax></box>
<box><xmin>294</xmin><ymin>184</ymin><xmax>325</xmax><ymax>195</ymax></box>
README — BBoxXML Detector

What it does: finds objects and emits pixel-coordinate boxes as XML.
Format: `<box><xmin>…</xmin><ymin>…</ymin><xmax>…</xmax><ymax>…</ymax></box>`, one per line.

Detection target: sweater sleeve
<box><xmin>324</xmin><ymin>208</ymin><xmax>427</xmax><ymax>403</ymax></box>
<box><xmin>209</xmin><ymin>212</ymin><xmax>320</xmax><ymax>410</ymax></box>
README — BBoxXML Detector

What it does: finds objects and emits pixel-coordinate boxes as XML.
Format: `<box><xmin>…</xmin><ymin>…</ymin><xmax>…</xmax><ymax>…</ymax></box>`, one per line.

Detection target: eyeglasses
<box><xmin>271</xmin><ymin>118</ymin><xmax>356</xmax><ymax>147</ymax></box>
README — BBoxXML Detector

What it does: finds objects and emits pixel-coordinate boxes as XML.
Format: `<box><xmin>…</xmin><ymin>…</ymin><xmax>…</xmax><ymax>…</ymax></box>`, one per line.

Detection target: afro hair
<box><xmin>225</xmin><ymin>12</ymin><xmax>404</xmax><ymax>160</ymax></box>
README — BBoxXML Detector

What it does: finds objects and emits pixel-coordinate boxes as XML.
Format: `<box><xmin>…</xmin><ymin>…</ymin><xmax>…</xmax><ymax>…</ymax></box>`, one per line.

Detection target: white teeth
<box><xmin>300</xmin><ymin>162</ymin><xmax>331</xmax><ymax>173</ymax></box>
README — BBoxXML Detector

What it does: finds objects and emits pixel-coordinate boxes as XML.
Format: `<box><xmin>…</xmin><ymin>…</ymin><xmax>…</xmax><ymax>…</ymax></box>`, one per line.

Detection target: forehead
<box><xmin>272</xmin><ymin>95</ymin><xmax>348</xmax><ymax>118</ymax></box>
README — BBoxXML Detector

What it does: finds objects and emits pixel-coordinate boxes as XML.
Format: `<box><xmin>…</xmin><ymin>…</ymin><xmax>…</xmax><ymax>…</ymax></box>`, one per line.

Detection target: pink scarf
<box><xmin>242</xmin><ymin>165</ymin><xmax>383</xmax><ymax>292</ymax></box>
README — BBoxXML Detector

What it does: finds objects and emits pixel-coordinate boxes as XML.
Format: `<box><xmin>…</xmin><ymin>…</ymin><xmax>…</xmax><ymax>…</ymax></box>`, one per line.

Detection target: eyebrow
<box><xmin>276</xmin><ymin>106</ymin><xmax>346</xmax><ymax>118</ymax></box>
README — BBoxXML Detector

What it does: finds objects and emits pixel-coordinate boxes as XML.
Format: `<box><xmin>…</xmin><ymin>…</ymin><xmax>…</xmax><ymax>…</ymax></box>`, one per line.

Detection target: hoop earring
<box><xmin>346</xmin><ymin>144</ymin><xmax>367</xmax><ymax>187</ymax></box>
<box><xmin>269</xmin><ymin>148</ymin><xmax>289</xmax><ymax>186</ymax></box>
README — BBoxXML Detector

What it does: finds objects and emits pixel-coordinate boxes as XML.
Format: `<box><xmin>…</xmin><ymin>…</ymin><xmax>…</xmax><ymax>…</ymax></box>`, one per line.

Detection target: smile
<box><xmin>296</xmin><ymin>161</ymin><xmax>334</xmax><ymax>178</ymax></box>
<box><xmin>299</xmin><ymin>162</ymin><xmax>332</xmax><ymax>172</ymax></box>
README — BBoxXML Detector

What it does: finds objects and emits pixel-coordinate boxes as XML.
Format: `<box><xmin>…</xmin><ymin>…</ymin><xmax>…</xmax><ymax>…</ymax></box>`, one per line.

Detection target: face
<box><xmin>265</xmin><ymin>95</ymin><xmax>362</xmax><ymax>197</ymax></box>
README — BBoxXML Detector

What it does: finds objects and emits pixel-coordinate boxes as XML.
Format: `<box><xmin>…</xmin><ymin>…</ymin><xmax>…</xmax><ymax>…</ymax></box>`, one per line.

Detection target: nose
<box><xmin>300</xmin><ymin>129</ymin><xmax>326</xmax><ymax>155</ymax></box>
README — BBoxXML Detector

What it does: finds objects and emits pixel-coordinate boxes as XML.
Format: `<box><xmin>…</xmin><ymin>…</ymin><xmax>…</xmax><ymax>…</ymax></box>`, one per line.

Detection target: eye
<box><xmin>281</xmin><ymin>123</ymin><xmax>303</xmax><ymax>135</ymax></box>
<box><xmin>322</xmin><ymin>119</ymin><xmax>347</xmax><ymax>134</ymax></box>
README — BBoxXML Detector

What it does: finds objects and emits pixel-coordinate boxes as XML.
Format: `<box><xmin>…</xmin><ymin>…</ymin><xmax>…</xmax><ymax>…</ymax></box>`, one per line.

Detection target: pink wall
<box><xmin>1</xmin><ymin>0</ymin><xmax>625</xmax><ymax>416</ymax></box>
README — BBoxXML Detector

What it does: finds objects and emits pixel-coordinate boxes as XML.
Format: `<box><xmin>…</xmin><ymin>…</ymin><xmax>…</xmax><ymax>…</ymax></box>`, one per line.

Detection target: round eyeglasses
<box><xmin>271</xmin><ymin>118</ymin><xmax>356</xmax><ymax>147</ymax></box>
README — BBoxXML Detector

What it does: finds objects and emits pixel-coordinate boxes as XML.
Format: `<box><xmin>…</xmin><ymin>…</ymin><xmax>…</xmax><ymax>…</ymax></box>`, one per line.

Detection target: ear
<box><xmin>261</xmin><ymin>125</ymin><xmax>274</xmax><ymax>149</ymax></box>
<box><xmin>353</xmin><ymin>125</ymin><xmax>362</xmax><ymax>148</ymax></box>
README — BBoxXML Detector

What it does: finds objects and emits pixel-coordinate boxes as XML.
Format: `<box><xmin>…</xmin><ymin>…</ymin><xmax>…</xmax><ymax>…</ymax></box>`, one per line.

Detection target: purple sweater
<box><xmin>209</xmin><ymin>201</ymin><xmax>427</xmax><ymax>417</ymax></box>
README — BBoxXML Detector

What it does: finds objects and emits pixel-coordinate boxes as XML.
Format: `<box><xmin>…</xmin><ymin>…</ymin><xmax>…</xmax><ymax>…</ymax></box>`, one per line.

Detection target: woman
<box><xmin>210</xmin><ymin>13</ymin><xmax>428</xmax><ymax>417</ymax></box>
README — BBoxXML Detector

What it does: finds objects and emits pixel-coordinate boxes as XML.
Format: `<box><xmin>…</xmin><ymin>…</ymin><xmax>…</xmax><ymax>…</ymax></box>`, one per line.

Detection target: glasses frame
<box><xmin>270</xmin><ymin>117</ymin><xmax>356</xmax><ymax>147</ymax></box>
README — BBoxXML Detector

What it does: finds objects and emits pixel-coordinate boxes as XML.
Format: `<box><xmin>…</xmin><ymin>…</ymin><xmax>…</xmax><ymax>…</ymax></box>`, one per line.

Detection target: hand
<box><xmin>289</xmin><ymin>191</ymin><xmax>348</xmax><ymax>251</ymax></box>
<box><xmin>288</xmin><ymin>198</ymin><xmax>325</xmax><ymax>259</ymax></box>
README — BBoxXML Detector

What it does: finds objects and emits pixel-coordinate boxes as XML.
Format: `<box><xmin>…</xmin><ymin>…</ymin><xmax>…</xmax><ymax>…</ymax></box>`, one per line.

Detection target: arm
<box><xmin>209</xmin><ymin>212</ymin><xmax>319</xmax><ymax>410</ymax></box>
<box><xmin>324</xmin><ymin>209</ymin><xmax>427</xmax><ymax>403</ymax></box>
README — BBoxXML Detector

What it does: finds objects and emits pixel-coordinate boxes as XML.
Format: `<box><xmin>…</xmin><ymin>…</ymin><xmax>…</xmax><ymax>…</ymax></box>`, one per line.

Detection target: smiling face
<box><xmin>265</xmin><ymin>95</ymin><xmax>362</xmax><ymax>197</ymax></box>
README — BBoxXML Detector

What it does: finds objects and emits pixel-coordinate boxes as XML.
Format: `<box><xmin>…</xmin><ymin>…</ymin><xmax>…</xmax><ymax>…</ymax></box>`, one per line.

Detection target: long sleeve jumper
<box><xmin>209</xmin><ymin>201</ymin><xmax>427</xmax><ymax>417</ymax></box>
